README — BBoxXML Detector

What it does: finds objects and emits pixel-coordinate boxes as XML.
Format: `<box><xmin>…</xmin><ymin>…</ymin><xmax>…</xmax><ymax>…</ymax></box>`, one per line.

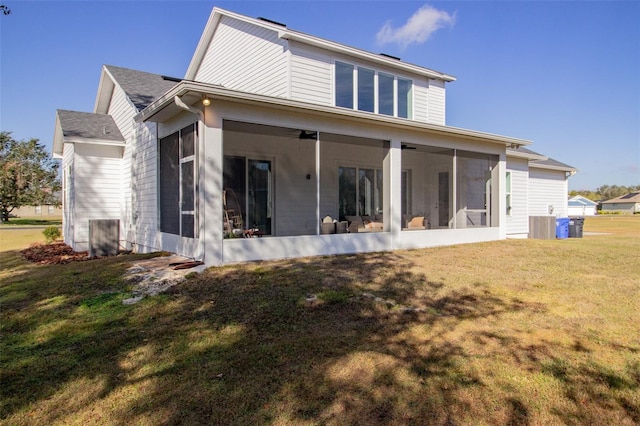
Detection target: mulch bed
<box><xmin>21</xmin><ymin>241</ymin><xmax>90</xmax><ymax>265</ymax></box>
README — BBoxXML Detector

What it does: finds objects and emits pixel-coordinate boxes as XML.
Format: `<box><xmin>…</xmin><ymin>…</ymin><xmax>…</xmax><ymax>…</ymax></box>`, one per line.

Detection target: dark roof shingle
<box><xmin>57</xmin><ymin>110</ymin><xmax>124</xmax><ymax>141</ymax></box>
<box><xmin>105</xmin><ymin>65</ymin><xmax>180</xmax><ymax>111</ymax></box>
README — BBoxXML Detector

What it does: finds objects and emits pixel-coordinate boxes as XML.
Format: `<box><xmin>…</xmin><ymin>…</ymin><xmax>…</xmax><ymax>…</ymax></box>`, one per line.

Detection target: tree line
<box><xmin>569</xmin><ymin>185</ymin><xmax>640</xmax><ymax>202</ymax></box>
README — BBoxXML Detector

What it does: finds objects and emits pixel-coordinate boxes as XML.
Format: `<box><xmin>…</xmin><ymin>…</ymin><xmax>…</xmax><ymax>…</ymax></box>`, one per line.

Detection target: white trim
<box><xmin>135</xmin><ymin>81</ymin><xmax>531</xmax><ymax>148</ymax></box>
<box><xmin>186</xmin><ymin>7</ymin><xmax>456</xmax><ymax>83</ymax></box>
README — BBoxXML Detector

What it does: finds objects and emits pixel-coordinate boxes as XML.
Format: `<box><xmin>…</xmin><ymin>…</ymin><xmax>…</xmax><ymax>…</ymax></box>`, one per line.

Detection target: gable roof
<box><xmin>530</xmin><ymin>156</ymin><xmax>577</xmax><ymax>172</ymax></box>
<box><xmin>569</xmin><ymin>196</ymin><xmax>598</xmax><ymax>207</ymax></box>
<box><xmin>186</xmin><ymin>7</ymin><xmax>456</xmax><ymax>83</ymax></box>
<box><xmin>601</xmin><ymin>192</ymin><xmax>640</xmax><ymax>204</ymax></box>
<box><xmin>95</xmin><ymin>65</ymin><xmax>181</xmax><ymax>113</ymax></box>
<box><xmin>507</xmin><ymin>146</ymin><xmax>547</xmax><ymax>161</ymax></box>
<box><xmin>53</xmin><ymin>110</ymin><xmax>125</xmax><ymax>157</ymax></box>
<box><xmin>508</xmin><ymin>146</ymin><xmax>577</xmax><ymax>173</ymax></box>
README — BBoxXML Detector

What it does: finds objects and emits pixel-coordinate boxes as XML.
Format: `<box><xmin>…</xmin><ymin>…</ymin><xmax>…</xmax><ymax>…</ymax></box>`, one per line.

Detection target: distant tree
<box><xmin>570</xmin><ymin>185</ymin><xmax>640</xmax><ymax>202</ymax></box>
<box><xmin>1</xmin><ymin>5</ymin><xmax>10</xmax><ymax>15</ymax></box>
<box><xmin>0</xmin><ymin>132</ymin><xmax>61</xmax><ymax>222</ymax></box>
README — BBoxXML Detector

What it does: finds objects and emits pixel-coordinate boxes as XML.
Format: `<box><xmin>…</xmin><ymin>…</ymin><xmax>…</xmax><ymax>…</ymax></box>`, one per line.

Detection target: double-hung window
<box><xmin>335</xmin><ymin>61</ymin><xmax>413</xmax><ymax>119</ymax></box>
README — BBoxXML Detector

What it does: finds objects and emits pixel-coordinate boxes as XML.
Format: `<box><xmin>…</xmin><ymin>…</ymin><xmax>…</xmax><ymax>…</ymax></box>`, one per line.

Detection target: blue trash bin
<box><xmin>555</xmin><ymin>217</ymin><xmax>570</xmax><ymax>239</ymax></box>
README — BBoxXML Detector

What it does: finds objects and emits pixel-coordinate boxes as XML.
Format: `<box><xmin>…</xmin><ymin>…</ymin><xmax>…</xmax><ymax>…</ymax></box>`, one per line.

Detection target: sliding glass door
<box><xmin>223</xmin><ymin>156</ymin><xmax>273</xmax><ymax>235</ymax></box>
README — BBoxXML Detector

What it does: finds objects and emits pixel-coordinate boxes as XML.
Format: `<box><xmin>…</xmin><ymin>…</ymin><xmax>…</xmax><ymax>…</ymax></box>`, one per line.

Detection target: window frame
<box><xmin>158</xmin><ymin>122</ymin><xmax>198</xmax><ymax>238</ymax></box>
<box><xmin>334</xmin><ymin>60</ymin><xmax>414</xmax><ymax>119</ymax></box>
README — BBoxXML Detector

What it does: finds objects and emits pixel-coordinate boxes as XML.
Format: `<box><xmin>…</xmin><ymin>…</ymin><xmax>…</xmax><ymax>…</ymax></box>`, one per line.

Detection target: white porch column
<box><xmin>384</xmin><ymin>139</ymin><xmax>402</xmax><ymax>246</ymax></box>
<box><xmin>496</xmin><ymin>152</ymin><xmax>507</xmax><ymax>238</ymax></box>
<box><xmin>202</xmin><ymin>106</ymin><xmax>224</xmax><ymax>266</ymax></box>
<box><xmin>315</xmin><ymin>132</ymin><xmax>321</xmax><ymax>235</ymax></box>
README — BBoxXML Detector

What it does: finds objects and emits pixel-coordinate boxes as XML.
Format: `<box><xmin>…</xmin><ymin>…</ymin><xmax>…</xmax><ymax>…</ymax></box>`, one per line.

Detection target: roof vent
<box><xmin>161</xmin><ymin>75</ymin><xmax>182</xmax><ymax>83</ymax></box>
<box><xmin>380</xmin><ymin>53</ymin><xmax>401</xmax><ymax>61</ymax></box>
<box><xmin>257</xmin><ymin>16</ymin><xmax>286</xmax><ymax>27</ymax></box>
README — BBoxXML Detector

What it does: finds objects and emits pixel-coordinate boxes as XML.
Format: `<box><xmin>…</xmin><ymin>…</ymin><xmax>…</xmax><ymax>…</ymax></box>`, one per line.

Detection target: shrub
<box><xmin>43</xmin><ymin>226</ymin><xmax>61</xmax><ymax>243</ymax></box>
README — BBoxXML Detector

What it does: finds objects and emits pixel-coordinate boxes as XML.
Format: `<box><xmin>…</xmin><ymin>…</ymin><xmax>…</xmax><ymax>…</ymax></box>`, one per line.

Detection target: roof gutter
<box><xmin>135</xmin><ymin>81</ymin><xmax>530</xmax><ymax>147</ymax></box>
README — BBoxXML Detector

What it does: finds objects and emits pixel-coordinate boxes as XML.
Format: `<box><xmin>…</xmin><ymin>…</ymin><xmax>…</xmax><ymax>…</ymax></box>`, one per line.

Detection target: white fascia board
<box><xmin>530</xmin><ymin>163</ymin><xmax>578</xmax><ymax>173</ymax></box>
<box><xmin>506</xmin><ymin>149</ymin><xmax>547</xmax><ymax>161</ymax></box>
<box><xmin>279</xmin><ymin>31</ymin><xmax>456</xmax><ymax>82</ymax></box>
<box><xmin>52</xmin><ymin>114</ymin><xmax>64</xmax><ymax>158</ymax></box>
<box><xmin>136</xmin><ymin>81</ymin><xmax>530</xmax><ymax>148</ymax></box>
<box><xmin>94</xmin><ymin>66</ymin><xmax>115</xmax><ymax>114</ymax></box>
<box><xmin>185</xmin><ymin>7</ymin><xmax>456</xmax><ymax>83</ymax></box>
<box><xmin>185</xmin><ymin>8</ymin><xmax>224</xmax><ymax>80</ymax></box>
<box><xmin>62</xmin><ymin>137</ymin><xmax>126</xmax><ymax>147</ymax></box>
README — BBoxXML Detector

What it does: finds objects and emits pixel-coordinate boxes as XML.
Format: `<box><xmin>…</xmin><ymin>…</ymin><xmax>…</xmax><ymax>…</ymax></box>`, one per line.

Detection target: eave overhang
<box><xmin>278</xmin><ymin>31</ymin><xmax>456</xmax><ymax>82</ymax></box>
<box><xmin>506</xmin><ymin>148</ymin><xmax>547</xmax><ymax>161</ymax></box>
<box><xmin>530</xmin><ymin>162</ymin><xmax>578</xmax><ymax>173</ymax></box>
<box><xmin>186</xmin><ymin>7</ymin><xmax>456</xmax><ymax>83</ymax></box>
<box><xmin>135</xmin><ymin>81</ymin><xmax>530</xmax><ymax>148</ymax></box>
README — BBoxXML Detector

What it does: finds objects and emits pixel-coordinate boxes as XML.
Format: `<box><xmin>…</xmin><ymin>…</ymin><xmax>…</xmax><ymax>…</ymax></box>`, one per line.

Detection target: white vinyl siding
<box><xmin>506</xmin><ymin>158</ymin><xmax>529</xmax><ymax>237</ymax></box>
<box><xmin>72</xmin><ymin>144</ymin><xmax>123</xmax><ymax>251</ymax></box>
<box><xmin>62</xmin><ymin>143</ymin><xmax>75</xmax><ymax>248</ymax></box>
<box><xmin>107</xmin><ymin>84</ymin><xmax>138</xmax><ymax>249</ymax></box>
<box><xmin>413</xmin><ymin>78</ymin><xmax>429</xmax><ymax>123</ymax></box>
<box><xmin>528</xmin><ymin>168</ymin><xmax>569</xmax><ymax>217</ymax></box>
<box><xmin>131</xmin><ymin>122</ymin><xmax>159</xmax><ymax>253</ymax></box>
<box><xmin>194</xmin><ymin>15</ymin><xmax>288</xmax><ymax>98</ymax></box>
<box><xmin>289</xmin><ymin>43</ymin><xmax>332</xmax><ymax>105</ymax></box>
<box><xmin>427</xmin><ymin>79</ymin><xmax>446</xmax><ymax>125</ymax></box>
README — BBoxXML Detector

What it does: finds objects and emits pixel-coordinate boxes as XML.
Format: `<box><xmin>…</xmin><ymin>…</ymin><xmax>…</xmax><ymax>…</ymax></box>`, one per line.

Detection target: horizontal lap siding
<box><xmin>290</xmin><ymin>43</ymin><xmax>332</xmax><ymax>105</ymax></box>
<box><xmin>107</xmin><ymin>84</ymin><xmax>137</xmax><ymax>248</ymax></box>
<box><xmin>507</xmin><ymin>158</ymin><xmax>529</xmax><ymax>236</ymax></box>
<box><xmin>413</xmin><ymin>78</ymin><xmax>429</xmax><ymax>123</ymax></box>
<box><xmin>427</xmin><ymin>79</ymin><xmax>446</xmax><ymax>125</ymax></box>
<box><xmin>195</xmin><ymin>16</ymin><xmax>288</xmax><ymax>98</ymax></box>
<box><xmin>528</xmin><ymin>168</ymin><xmax>568</xmax><ymax>217</ymax></box>
<box><xmin>132</xmin><ymin>122</ymin><xmax>158</xmax><ymax>253</ymax></box>
<box><xmin>73</xmin><ymin>144</ymin><xmax>123</xmax><ymax>247</ymax></box>
<box><xmin>63</xmin><ymin>143</ymin><xmax>75</xmax><ymax>248</ymax></box>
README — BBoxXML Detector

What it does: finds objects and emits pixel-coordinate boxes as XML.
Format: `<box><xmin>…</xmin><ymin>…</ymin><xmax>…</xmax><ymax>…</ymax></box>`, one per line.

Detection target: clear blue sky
<box><xmin>1</xmin><ymin>1</ymin><xmax>638</xmax><ymax>190</ymax></box>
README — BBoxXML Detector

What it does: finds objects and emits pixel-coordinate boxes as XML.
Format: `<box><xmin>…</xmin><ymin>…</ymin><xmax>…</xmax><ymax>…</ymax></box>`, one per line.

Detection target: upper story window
<box><xmin>335</xmin><ymin>61</ymin><xmax>413</xmax><ymax>119</ymax></box>
<box><xmin>335</xmin><ymin>62</ymin><xmax>354</xmax><ymax>109</ymax></box>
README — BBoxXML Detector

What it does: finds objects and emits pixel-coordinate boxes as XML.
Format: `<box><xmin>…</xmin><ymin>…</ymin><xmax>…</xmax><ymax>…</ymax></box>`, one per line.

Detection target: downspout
<box><xmin>174</xmin><ymin>95</ymin><xmax>206</xmax><ymax>262</ymax></box>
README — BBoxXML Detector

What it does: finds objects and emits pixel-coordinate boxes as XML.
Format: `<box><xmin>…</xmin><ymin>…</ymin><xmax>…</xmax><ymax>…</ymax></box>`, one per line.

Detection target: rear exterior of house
<box><xmin>53</xmin><ymin>7</ymin><xmax>574</xmax><ymax>265</ymax></box>
<box><xmin>505</xmin><ymin>148</ymin><xmax>576</xmax><ymax>239</ymax></box>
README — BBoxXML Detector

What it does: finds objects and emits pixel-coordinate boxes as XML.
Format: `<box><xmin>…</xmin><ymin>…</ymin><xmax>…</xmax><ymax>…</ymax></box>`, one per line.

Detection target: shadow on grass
<box><xmin>1</xmin><ymin>252</ymin><xmax>638</xmax><ymax>424</ymax></box>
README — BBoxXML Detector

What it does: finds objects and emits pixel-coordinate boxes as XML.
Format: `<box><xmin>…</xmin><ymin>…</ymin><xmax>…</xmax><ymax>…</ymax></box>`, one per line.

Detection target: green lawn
<box><xmin>1</xmin><ymin>216</ymin><xmax>638</xmax><ymax>425</ymax></box>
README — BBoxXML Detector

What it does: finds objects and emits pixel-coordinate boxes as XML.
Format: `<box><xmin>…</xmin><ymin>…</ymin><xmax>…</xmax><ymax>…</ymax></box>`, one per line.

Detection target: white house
<box><xmin>504</xmin><ymin>147</ymin><xmax>577</xmax><ymax>239</ymax></box>
<box><xmin>568</xmin><ymin>195</ymin><xmax>598</xmax><ymax>217</ymax></box>
<box><xmin>53</xmin><ymin>7</ymin><xmax>575</xmax><ymax>265</ymax></box>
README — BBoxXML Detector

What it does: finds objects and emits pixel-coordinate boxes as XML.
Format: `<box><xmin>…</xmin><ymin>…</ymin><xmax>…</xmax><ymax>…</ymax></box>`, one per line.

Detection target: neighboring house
<box><xmin>52</xmin><ymin>7</ymin><xmax>575</xmax><ymax>265</ymax></box>
<box><xmin>10</xmin><ymin>205</ymin><xmax>62</xmax><ymax>218</ymax></box>
<box><xmin>568</xmin><ymin>195</ymin><xmax>598</xmax><ymax>217</ymax></box>
<box><xmin>600</xmin><ymin>192</ymin><xmax>640</xmax><ymax>214</ymax></box>
<box><xmin>505</xmin><ymin>147</ymin><xmax>577</xmax><ymax>238</ymax></box>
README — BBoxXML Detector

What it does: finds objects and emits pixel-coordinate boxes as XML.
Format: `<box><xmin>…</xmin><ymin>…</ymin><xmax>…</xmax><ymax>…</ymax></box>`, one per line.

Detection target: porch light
<box><xmin>202</xmin><ymin>96</ymin><xmax>211</xmax><ymax>106</ymax></box>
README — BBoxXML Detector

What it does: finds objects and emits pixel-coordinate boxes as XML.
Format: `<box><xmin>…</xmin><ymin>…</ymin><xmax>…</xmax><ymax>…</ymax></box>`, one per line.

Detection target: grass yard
<box><xmin>1</xmin><ymin>217</ymin><xmax>638</xmax><ymax>425</ymax></box>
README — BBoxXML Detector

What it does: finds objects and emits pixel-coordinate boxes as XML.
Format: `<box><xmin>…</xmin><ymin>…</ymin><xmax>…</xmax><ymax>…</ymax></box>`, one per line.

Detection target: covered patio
<box><xmin>138</xmin><ymin>83</ymin><xmax>520</xmax><ymax>266</ymax></box>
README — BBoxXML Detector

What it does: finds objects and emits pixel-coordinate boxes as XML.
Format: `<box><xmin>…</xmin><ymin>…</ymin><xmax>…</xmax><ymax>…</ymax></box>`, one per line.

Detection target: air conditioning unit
<box><xmin>89</xmin><ymin>219</ymin><xmax>120</xmax><ymax>257</ymax></box>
